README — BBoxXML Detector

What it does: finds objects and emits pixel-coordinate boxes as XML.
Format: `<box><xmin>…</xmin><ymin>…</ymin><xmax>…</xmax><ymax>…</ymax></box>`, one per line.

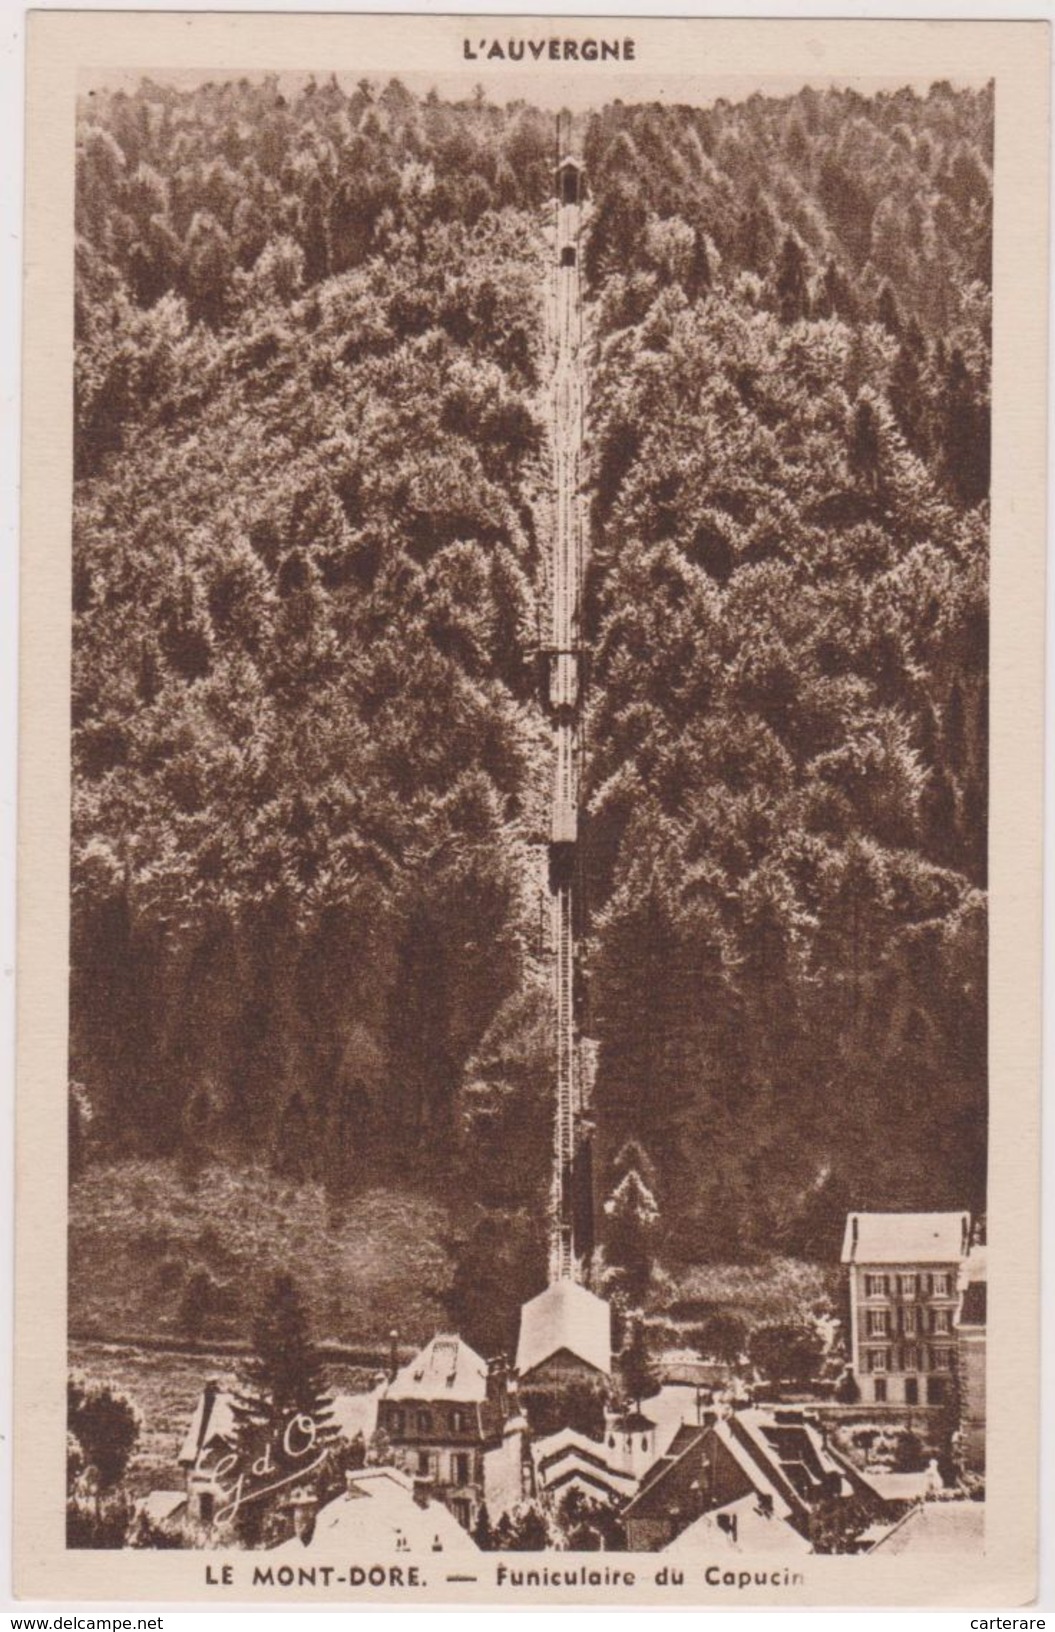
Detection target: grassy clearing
<box><xmin>68</xmin><ymin>1340</ymin><xmax>377</xmax><ymax>1498</ymax></box>
<box><xmin>648</xmin><ymin>1256</ymin><xmax>842</xmax><ymax>1343</ymax></box>
<box><xmin>69</xmin><ymin>1159</ymin><xmax>455</xmax><ymax>1350</ymax></box>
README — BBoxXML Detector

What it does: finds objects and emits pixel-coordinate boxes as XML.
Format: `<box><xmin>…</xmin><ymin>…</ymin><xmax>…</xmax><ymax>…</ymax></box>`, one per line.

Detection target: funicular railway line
<box><xmin>544</xmin><ymin>145</ymin><xmax>588</xmax><ymax>1285</ymax></box>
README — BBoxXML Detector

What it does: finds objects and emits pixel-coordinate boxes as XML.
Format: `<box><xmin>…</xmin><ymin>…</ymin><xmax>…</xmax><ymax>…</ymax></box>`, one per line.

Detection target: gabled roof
<box><xmin>624</xmin><ymin>1409</ymin><xmax>846</xmax><ymax>1527</ymax></box>
<box><xmin>854</xmin><ymin>1467</ymin><xmax>943</xmax><ymax>1504</ymax></box>
<box><xmin>823</xmin><ymin>1441</ymin><xmax>941</xmax><ymax>1508</ymax></box>
<box><xmin>622</xmin><ymin>1424</ymin><xmax>705</xmax><ymax>1516</ymax></box>
<box><xmin>538</xmin><ymin>1429</ymin><xmax>610</xmax><ymax>1481</ymax></box>
<box><xmin>715</xmin><ymin>1417</ymin><xmax>798</xmax><ymax>1520</ymax></box>
<box><xmin>331</xmin><ymin>1384</ymin><xmax>382</xmax><ymax>1442</ymax></box>
<box><xmin>665</xmin><ymin>1494</ymin><xmax>812</xmax><ymax>1557</ymax></box>
<box><xmin>270</xmin><ymin>1467</ymin><xmax>477</xmax><ymax>1556</ymax></box>
<box><xmin>841</xmin><ymin>1212</ymin><xmax>971</xmax><ymax>1265</ymax></box>
<box><xmin>546</xmin><ymin>1464</ymin><xmax>634</xmax><ymax>1503</ymax></box>
<box><xmin>180</xmin><ymin>1386</ymin><xmax>379</xmax><ymax>1468</ymax></box>
<box><xmin>178</xmin><ymin>1382</ymin><xmax>237</xmax><ymax>1466</ymax></box>
<box><xmin>867</xmin><ymin>1498</ymin><xmax>984</xmax><ymax>1554</ymax></box>
<box><xmin>515</xmin><ymin>1281</ymin><xmax>611</xmax><ymax>1379</ymax></box>
<box><xmin>531</xmin><ymin>1428</ymin><xmax>637</xmax><ymax>1501</ymax></box>
<box><xmin>386</xmin><ymin>1334</ymin><xmax>489</xmax><ymax>1404</ymax></box>
<box><xmin>138</xmin><ymin>1491</ymin><xmax>188</xmax><ymax>1526</ymax></box>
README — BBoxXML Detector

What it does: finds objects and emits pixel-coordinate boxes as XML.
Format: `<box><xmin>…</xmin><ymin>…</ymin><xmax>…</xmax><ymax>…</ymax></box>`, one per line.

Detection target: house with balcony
<box><xmin>377</xmin><ymin>1334</ymin><xmax>522</xmax><ymax>1533</ymax></box>
<box><xmin>841</xmin><ymin>1212</ymin><xmax>971</xmax><ymax>1406</ymax></box>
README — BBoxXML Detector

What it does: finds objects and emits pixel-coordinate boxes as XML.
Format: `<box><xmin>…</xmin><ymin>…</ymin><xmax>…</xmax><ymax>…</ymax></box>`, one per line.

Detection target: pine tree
<box><xmin>876</xmin><ymin>281</ymin><xmax>902</xmax><ymax>335</ymax></box>
<box><xmin>685</xmin><ymin>225</ymin><xmax>712</xmax><ymax>302</ymax></box>
<box><xmin>942</xmin><ymin>348</ymin><xmax>990</xmax><ymax>507</ymax></box>
<box><xmin>848</xmin><ymin>396</ymin><xmax>882</xmax><ymax>493</ymax></box>
<box><xmin>818</xmin><ymin>256</ymin><xmax>857</xmax><ymax>322</ymax></box>
<box><xmin>239</xmin><ymin>1272</ymin><xmax>336</xmax><ymax>1428</ymax></box>
<box><xmin>471</xmin><ymin>1502</ymin><xmax>493</xmax><ymax>1549</ymax></box>
<box><xmin>604</xmin><ymin>1167</ymin><xmax>659</xmax><ymax>1301</ymax></box>
<box><xmin>229</xmin><ymin>1272</ymin><xmax>338</xmax><ymax>1542</ymax></box>
<box><xmin>775</xmin><ymin>233</ymin><xmax>809</xmax><ymax>323</ymax></box>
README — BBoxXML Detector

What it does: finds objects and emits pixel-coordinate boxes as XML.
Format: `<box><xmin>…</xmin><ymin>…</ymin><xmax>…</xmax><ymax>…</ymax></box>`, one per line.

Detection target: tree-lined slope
<box><xmin>582</xmin><ymin>83</ymin><xmax>990</xmax><ymax>1262</ymax></box>
<box><xmin>72</xmin><ymin>78</ymin><xmax>557</xmax><ymax>1271</ymax></box>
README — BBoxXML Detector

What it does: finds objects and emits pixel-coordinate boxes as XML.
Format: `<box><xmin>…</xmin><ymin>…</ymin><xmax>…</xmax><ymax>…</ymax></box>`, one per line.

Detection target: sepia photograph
<box><xmin>13</xmin><ymin>11</ymin><xmax>1048</xmax><ymax>1608</ymax></box>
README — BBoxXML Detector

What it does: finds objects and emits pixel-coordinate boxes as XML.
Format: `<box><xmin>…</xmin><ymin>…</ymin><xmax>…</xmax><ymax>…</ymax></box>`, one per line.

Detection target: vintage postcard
<box><xmin>15</xmin><ymin>11</ymin><xmax>1048</xmax><ymax>1606</ymax></box>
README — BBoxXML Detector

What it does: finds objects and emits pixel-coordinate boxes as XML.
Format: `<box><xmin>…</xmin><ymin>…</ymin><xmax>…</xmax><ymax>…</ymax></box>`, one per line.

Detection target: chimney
<box><xmin>412</xmin><ymin>1476</ymin><xmax>432</xmax><ymax>1510</ymax></box>
<box><xmin>289</xmin><ymin>1486</ymin><xmax>318</xmax><ymax>1545</ymax></box>
<box><xmin>388</xmin><ymin>1329</ymin><xmax>400</xmax><ymax>1381</ymax></box>
<box><xmin>717</xmin><ymin>1510</ymin><xmax>738</xmax><ymax>1543</ymax></box>
<box><xmin>486</xmin><ymin>1355</ymin><xmax>509</xmax><ymax>1419</ymax></box>
<box><xmin>198</xmin><ymin>1379</ymin><xmax>219</xmax><ymax>1442</ymax></box>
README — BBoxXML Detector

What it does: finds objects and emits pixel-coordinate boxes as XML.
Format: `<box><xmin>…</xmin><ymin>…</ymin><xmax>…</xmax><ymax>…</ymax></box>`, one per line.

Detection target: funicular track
<box><xmin>544</xmin><ymin>140</ymin><xmax>588</xmax><ymax>1285</ymax></box>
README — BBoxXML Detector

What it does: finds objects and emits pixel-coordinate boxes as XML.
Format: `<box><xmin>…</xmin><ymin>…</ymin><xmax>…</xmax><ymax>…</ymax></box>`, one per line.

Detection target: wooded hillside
<box><xmin>70</xmin><ymin>76</ymin><xmax>990</xmax><ymax>1349</ymax></box>
<box><xmin>72</xmin><ymin>80</ymin><xmax>557</xmax><ymax>1312</ymax></box>
<box><xmin>582</xmin><ymin>82</ymin><xmax>990</xmax><ymax>1261</ymax></box>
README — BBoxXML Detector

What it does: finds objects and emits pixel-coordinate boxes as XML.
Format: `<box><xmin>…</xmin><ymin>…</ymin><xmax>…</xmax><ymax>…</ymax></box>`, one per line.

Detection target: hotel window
<box><xmin>919</xmin><ymin>1273</ymin><xmax>932</xmax><ymax>1296</ymax></box>
<box><xmin>868</xmin><ymin>1348</ymin><xmax>890</xmax><ymax>1373</ymax></box>
<box><xmin>932</xmin><ymin>1308</ymin><xmax>951</xmax><ymax>1334</ymax></box>
<box><xmin>931</xmin><ymin>1273</ymin><xmax>950</xmax><ymax>1297</ymax></box>
<box><xmin>865</xmin><ymin>1274</ymin><xmax>889</xmax><ymax>1298</ymax></box>
<box><xmin>899</xmin><ymin>1274</ymin><xmax>917</xmax><ymax>1298</ymax></box>
<box><xmin>900</xmin><ymin>1307</ymin><xmax>917</xmax><ymax>1335</ymax></box>
<box><xmin>873</xmin><ymin>1378</ymin><xmax>887</xmax><ymax>1402</ymax></box>
<box><xmin>417</xmin><ymin>1450</ymin><xmax>432</xmax><ymax>1477</ymax></box>
<box><xmin>389</xmin><ymin>1410</ymin><xmax>404</xmax><ymax>1436</ymax></box>
<box><xmin>902</xmin><ymin>1346</ymin><xmax>919</xmax><ymax>1372</ymax></box>
<box><xmin>452</xmin><ymin>1453</ymin><xmax>471</xmax><ymax>1485</ymax></box>
<box><xmin>867</xmin><ymin>1310</ymin><xmax>889</xmax><ymax>1336</ymax></box>
<box><xmin>932</xmin><ymin>1347</ymin><xmax>951</xmax><ymax>1371</ymax></box>
<box><xmin>417</xmin><ymin>1411</ymin><xmax>432</xmax><ymax>1433</ymax></box>
<box><xmin>450</xmin><ymin>1409</ymin><xmax>465</xmax><ymax>1433</ymax></box>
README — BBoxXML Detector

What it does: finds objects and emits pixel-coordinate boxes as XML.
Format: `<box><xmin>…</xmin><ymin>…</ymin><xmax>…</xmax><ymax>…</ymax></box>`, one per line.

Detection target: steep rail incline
<box><xmin>547</xmin><ymin>195</ymin><xmax>586</xmax><ymax>1284</ymax></box>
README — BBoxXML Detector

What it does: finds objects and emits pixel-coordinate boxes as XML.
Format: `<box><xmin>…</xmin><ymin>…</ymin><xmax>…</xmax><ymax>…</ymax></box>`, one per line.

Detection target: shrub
<box><xmin>747</xmin><ymin>1322</ymin><xmax>824</xmax><ymax>1388</ymax></box>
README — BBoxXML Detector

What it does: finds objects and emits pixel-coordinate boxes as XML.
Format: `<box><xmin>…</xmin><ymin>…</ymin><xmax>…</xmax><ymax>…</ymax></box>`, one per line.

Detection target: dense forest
<box><xmin>582</xmin><ymin>83</ymin><xmax>990</xmax><ymax>1262</ymax></box>
<box><xmin>72</xmin><ymin>76</ymin><xmax>561</xmax><ymax>1344</ymax></box>
<box><xmin>71</xmin><ymin>74</ymin><xmax>990</xmax><ymax>1349</ymax></box>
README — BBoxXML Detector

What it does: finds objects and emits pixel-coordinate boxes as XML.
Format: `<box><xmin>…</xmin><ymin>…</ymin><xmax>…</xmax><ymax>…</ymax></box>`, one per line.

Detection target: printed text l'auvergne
<box><xmin>464</xmin><ymin>36</ymin><xmax>636</xmax><ymax>62</ymax></box>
